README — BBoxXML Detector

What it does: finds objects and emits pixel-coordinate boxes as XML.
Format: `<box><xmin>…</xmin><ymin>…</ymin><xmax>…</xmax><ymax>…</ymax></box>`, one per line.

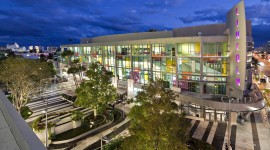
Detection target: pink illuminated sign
<box><xmin>236</xmin><ymin>78</ymin><xmax>240</xmax><ymax>86</ymax></box>
<box><xmin>236</xmin><ymin>31</ymin><xmax>240</xmax><ymax>39</ymax></box>
<box><xmin>236</xmin><ymin>54</ymin><xmax>240</xmax><ymax>62</ymax></box>
<box><xmin>236</xmin><ymin>8</ymin><xmax>239</xmax><ymax>15</ymax></box>
<box><xmin>236</xmin><ymin>66</ymin><xmax>240</xmax><ymax>74</ymax></box>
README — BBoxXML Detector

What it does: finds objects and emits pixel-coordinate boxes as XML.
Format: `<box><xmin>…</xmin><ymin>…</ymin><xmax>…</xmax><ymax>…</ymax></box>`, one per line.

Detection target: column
<box><xmin>200</xmin><ymin>106</ymin><xmax>205</xmax><ymax>121</ymax></box>
<box><xmin>127</xmin><ymin>79</ymin><xmax>134</xmax><ymax>99</ymax></box>
<box><xmin>230</xmin><ymin>112</ymin><xmax>237</xmax><ymax>125</ymax></box>
<box><xmin>214</xmin><ymin>109</ymin><xmax>217</xmax><ymax>122</ymax></box>
<box><xmin>200</xmin><ymin>83</ymin><xmax>204</xmax><ymax>94</ymax></box>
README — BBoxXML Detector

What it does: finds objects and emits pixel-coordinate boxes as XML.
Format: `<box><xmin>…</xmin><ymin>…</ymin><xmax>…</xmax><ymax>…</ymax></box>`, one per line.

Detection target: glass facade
<box><xmin>63</xmin><ymin>41</ymin><xmax>228</xmax><ymax>95</ymax></box>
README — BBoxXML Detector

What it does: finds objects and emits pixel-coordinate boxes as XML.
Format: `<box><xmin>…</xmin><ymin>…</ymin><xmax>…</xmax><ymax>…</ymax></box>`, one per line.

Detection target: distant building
<box><xmin>0</xmin><ymin>46</ymin><xmax>7</xmax><ymax>51</ymax></box>
<box><xmin>29</xmin><ymin>46</ymin><xmax>34</xmax><ymax>51</ymax></box>
<box><xmin>255</xmin><ymin>40</ymin><xmax>270</xmax><ymax>53</ymax></box>
<box><xmin>6</xmin><ymin>42</ymin><xmax>19</xmax><ymax>51</ymax></box>
<box><xmin>47</xmin><ymin>46</ymin><xmax>58</xmax><ymax>53</ymax></box>
<box><xmin>6</xmin><ymin>43</ymin><xmax>27</xmax><ymax>52</ymax></box>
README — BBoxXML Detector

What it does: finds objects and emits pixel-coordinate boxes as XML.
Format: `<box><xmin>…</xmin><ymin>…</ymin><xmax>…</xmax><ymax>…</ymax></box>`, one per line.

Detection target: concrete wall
<box><xmin>226</xmin><ymin>0</ymin><xmax>247</xmax><ymax>98</ymax></box>
<box><xmin>173</xmin><ymin>24</ymin><xmax>227</xmax><ymax>37</ymax></box>
<box><xmin>54</xmin><ymin>122</ymin><xmax>73</xmax><ymax>135</ymax></box>
<box><xmin>81</xmin><ymin>31</ymin><xmax>173</xmax><ymax>44</ymax></box>
<box><xmin>0</xmin><ymin>91</ymin><xmax>46</xmax><ymax>150</ymax></box>
<box><xmin>34</xmin><ymin>127</ymin><xmax>54</xmax><ymax>144</ymax></box>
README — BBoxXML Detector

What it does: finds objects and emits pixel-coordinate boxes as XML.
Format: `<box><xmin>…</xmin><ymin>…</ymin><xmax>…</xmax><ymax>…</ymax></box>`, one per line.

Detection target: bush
<box><xmin>32</xmin><ymin>115</ymin><xmax>55</xmax><ymax>132</ymax></box>
<box><xmin>104</xmin><ymin>138</ymin><xmax>124</xmax><ymax>150</ymax></box>
<box><xmin>32</xmin><ymin>116</ymin><xmax>45</xmax><ymax>131</ymax></box>
<box><xmin>71</xmin><ymin>110</ymin><xmax>83</xmax><ymax>121</ymax></box>
<box><xmin>20</xmin><ymin>106</ymin><xmax>33</xmax><ymax>119</ymax></box>
<box><xmin>49</xmin><ymin>133</ymin><xmax>56</xmax><ymax>140</ymax></box>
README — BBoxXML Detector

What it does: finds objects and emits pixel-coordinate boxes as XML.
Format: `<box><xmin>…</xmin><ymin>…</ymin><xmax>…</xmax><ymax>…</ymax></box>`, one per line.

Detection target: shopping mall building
<box><xmin>60</xmin><ymin>1</ymin><xmax>264</xmax><ymax>123</ymax></box>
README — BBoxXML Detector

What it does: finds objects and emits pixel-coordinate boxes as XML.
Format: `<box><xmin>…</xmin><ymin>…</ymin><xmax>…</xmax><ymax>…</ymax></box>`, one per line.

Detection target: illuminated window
<box><xmin>236</xmin><ymin>31</ymin><xmax>240</xmax><ymax>39</ymax></box>
<box><xmin>236</xmin><ymin>42</ymin><xmax>239</xmax><ymax>50</ymax></box>
<box><xmin>236</xmin><ymin>19</ymin><xmax>238</xmax><ymax>27</ymax></box>
<box><xmin>236</xmin><ymin>8</ymin><xmax>239</xmax><ymax>15</ymax></box>
<box><xmin>236</xmin><ymin>66</ymin><xmax>240</xmax><ymax>74</ymax></box>
<box><xmin>236</xmin><ymin>54</ymin><xmax>240</xmax><ymax>62</ymax></box>
<box><xmin>236</xmin><ymin>78</ymin><xmax>240</xmax><ymax>86</ymax></box>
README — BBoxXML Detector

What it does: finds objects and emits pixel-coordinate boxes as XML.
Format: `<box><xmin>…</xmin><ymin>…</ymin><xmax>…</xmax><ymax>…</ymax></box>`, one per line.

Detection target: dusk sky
<box><xmin>0</xmin><ymin>0</ymin><xmax>269</xmax><ymax>47</ymax></box>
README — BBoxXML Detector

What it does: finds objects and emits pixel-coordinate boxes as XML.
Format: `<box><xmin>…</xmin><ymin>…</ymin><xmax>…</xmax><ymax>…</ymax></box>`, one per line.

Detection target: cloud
<box><xmin>245</xmin><ymin>4</ymin><xmax>270</xmax><ymax>25</ymax></box>
<box><xmin>178</xmin><ymin>8</ymin><xmax>226</xmax><ymax>23</ymax></box>
<box><xmin>141</xmin><ymin>0</ymin><xmax>185</xmax><ymax>14</ymax></box>
<box><xmin>253</xmin><ymin>25</ymin><xmax>270</xmax><ymax>47</ymax></box>
<box><xmin>0</xmin><ymin>0</ymin><xmax>170</xmax><ymax>47</ymax></box>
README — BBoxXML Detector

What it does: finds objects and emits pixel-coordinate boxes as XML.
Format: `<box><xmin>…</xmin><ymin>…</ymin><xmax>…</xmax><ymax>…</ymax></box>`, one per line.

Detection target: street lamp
<box><xmin>100</xmin><ymin>135</ymin><xmax>110</xmax><ymax>150</ymax></box>
<box><xmin>42</xmin><ymin>96</ymin><xmax>48</xmax><ymax>148</ymax></box>
<box><xmin>221</xmin><ymin>88</ymin><xmax>234</xmax><ymax>150</ymax></box>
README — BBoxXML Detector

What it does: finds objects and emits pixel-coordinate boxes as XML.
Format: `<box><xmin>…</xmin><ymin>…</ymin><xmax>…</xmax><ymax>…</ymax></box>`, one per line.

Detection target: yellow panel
<box><xmin>222</xmin><ymin>63</ymin><xmax>227</xmax><ymax>75</ymax></box>
<box><xmin>195</xmin><ymin>43</ymin><xmax>200</xmax><ymax>53</ymax></box>
<box><xmin>144</xmin><ymin>74</ymin><xmax>148</xmax><ymax>80</ymax></box>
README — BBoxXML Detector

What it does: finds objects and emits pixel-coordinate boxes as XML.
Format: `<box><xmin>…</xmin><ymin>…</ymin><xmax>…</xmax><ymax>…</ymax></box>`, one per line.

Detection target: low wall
<box><xmin>52</xmin><ymin>117</ymin><xmax>114</xmax><ymax>144</ymax></box>
<box><xmin>54</xmin><ymin>122</ymin><xmax>73</xmax><ymax>135</ymax></box>
<box><xmin>34</xmin><ymin>127</ymin><xmax>54</xmax><ymax>144</ymax></box>
<box><xmin>56</xmin><ymin>116</ymin><xmax>72</xmax><ymax>125</ymax></box>
<box><xmin>177</xmin><ymin>93</ymin><xmax>265</xmax><ymax>112</ymax></box>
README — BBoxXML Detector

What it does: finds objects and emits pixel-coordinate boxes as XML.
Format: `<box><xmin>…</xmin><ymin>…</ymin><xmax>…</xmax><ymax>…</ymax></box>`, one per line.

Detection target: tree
<box><xmin>75</xmin><ymin>62</ymin><xmax>117</xmax><ymax>117</ymax></box>
<box><xmin>61</xmin><ymin>49</ymin><xmax>74</xmax><ymax>66</ymax></box>
<box><xmin>67</xmin><ymin>59</ymin><xmax>86</xmax><ymax>88</ymax></box>
<box><xmin>48</xmin><ymin>53</ymin><xmax>54</xmax><ymax>60</ymax></box>
<box><xmin>0</xmin><ymin>57</ymin><xmax>55</xmax><ymax>111</ymax></box>
<box><xmin>121</xmin><ymin>78</ymin><xmax>190</xmax><ymax>150</ymax></box>
<box><xmin>40</xmin><ymin>54</ymin><xmax>47</xmax><ymax>62</ymax></box>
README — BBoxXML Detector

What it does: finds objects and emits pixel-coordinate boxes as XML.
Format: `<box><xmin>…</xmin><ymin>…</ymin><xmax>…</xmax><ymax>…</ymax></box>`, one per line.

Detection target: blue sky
<box><xmin>0</xmin><ymin>0</ymin><xmax>269</xmax><ymax>47</ymax></box>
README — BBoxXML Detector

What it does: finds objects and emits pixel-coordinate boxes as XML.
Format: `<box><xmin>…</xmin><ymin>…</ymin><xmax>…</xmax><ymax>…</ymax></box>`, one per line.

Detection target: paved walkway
<box><xmin>187</xmin><ymin>111</ymin><xmax>270</xmax><ymax>150</ymax></box>
<box><xmin>26</xmin><ymin>89</ymin><xmax>74</xmax><ymax>123</ymax></box>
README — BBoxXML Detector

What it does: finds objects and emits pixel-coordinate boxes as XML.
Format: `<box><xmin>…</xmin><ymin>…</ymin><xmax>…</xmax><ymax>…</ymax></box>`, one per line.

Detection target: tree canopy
<box><xmin>61</xmin><ymin>49</ymin><xmax>74</xmax><ymax>65</ymax></box>
<box><xmin>75</xmin><ymin>61</ymin><xmax>117</xmax><ymax>116</ymax></box>
<box><xmin>0</xmin><ymin>57</ymin><xmax>55</xmax><ymax>111</ymax></box>
<box><xmin>67</xmin><ymin>59</ymin><xmax>86</xmax><ymax>88</ymax></box>
<box><xmin>121</xmin><ymin>78</ymin><xmax>190</xmax><ymax>150</ymax></box>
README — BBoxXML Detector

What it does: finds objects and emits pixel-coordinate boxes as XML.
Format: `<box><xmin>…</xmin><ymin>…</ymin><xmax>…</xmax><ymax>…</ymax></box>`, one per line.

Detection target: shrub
<box><xmin>20</xmin><ymin>106</ymin><xmax>33</xmax><ymax>119</ymax></box>
<box><xmin>32</xmin><ymin>116</ymin><xmax>45</xmax><ymax>131</ymax></box>
<box><xmin>71</xmin><ymin>110</ymin><xmax>83</xmax><ymax>121</ymax></box>
<box><xmin>49</xmin><ymin>133</ymin><xmax>56</xmax><ymax>140</ymax></box>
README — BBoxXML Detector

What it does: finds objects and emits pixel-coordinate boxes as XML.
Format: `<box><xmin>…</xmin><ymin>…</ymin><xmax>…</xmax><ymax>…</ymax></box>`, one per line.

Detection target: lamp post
<box><xmin>100</xmin><ymin>135</ymin><xmax>103</xmax><ymax>150</ymax></box>
<box><xmin>221</xmin><ymin>88</ymin><xmax>233</xmax><ymax>150</ymax></box>
<box><xmin>42</xmin><ymin>96</ymin><xmax>48</xmax><ymax>148</ymax></box>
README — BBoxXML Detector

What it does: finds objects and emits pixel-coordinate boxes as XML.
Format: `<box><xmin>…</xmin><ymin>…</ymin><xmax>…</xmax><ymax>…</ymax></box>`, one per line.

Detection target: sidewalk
<box><xmin>71</xmin><ymin>118</ymin><xmax>130</xmax><ymax>150</ymax></box>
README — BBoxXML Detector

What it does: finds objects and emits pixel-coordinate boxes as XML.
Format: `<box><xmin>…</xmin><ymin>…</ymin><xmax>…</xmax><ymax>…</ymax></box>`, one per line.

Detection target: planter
<box><xmin>72</xmin><ymin>120</ymin><xmax>81</xmax><ymax>129</ymax></box>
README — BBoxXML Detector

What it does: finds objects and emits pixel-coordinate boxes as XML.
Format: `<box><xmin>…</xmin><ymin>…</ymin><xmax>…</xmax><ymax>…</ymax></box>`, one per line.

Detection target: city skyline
<box><xmin>0</xmin><ymin>0</ymin><xmax>269</xmax><ymax>47</ymax></box>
